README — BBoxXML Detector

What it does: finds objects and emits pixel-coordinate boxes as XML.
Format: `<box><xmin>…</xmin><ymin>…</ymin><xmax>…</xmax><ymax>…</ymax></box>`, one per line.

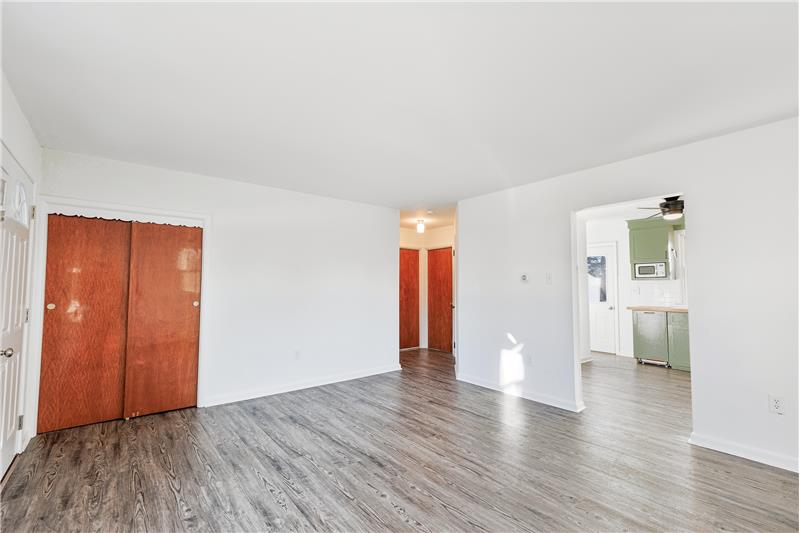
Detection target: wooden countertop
<box><xmin>627</xmin><ymin>305</ymin><xmax>688</xmax><ymax>313</ymax></box>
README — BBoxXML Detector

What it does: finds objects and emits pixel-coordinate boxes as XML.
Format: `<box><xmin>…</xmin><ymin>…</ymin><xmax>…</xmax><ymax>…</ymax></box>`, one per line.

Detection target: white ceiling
<box><xmin>3</xmin><ymin>3</ymin><xmax>797</xmax><ymax>210</ymax></box>
<box><xmin>400</xmin><ymin>206</ymin><xmax>456</xmax><ymax>229</ymax></box>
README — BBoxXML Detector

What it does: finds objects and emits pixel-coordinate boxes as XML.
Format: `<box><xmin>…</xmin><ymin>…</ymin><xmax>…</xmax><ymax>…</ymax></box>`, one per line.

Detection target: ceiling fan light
<box><xmin>416</xmin><ymin>219</ymin><xmax>425</xmax><ymax>233</ymax></box>
<box><xmin>659</xmin><ymin>197</ymin><xmax>684</xmax><ymax>221</ymax></box>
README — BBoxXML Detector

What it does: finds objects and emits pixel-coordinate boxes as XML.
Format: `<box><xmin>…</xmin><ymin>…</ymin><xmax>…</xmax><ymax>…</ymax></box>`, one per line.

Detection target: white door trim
<box><xmin>587</xmin><ymin>241</ymin><xmax>619</xmax><ymax>356</ymax></box>
<box><xmin>20</xmin><ymin>194</ymin><xmax>213</xmax><ymax>450</ymax></box>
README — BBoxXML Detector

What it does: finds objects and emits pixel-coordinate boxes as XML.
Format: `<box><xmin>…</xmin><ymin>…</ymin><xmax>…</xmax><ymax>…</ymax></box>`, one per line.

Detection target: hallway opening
<box><xmin>398</xmin><ymin>208</ymin><xmax>456</xmax><ymax>360</ymax></box>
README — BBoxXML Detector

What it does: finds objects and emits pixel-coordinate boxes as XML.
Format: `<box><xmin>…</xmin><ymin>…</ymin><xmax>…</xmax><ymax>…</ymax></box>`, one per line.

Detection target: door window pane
<box><xmin>587</xmin><ymin>256</ymin><xmax>607</xmax><ymax>303</ymax></box>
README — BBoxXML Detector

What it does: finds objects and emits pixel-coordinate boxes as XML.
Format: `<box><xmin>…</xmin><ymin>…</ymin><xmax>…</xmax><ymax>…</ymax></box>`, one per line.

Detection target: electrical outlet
<box><xmin>769</xmin><ymin>395</ymin><xmax>785</xmax><ymax>415</ymax></box>
<box><xmin>545</xmin><ymin>272</ymin><xmax>553</xmax><ymax>285</ymax></box>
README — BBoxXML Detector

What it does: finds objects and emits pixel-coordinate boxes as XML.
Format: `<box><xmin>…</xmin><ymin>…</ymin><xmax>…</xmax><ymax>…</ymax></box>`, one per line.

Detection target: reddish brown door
<box><xmin>38</xmin><ymin>215</ymin><xmax>131</xmax><ymax>432</ymax></box>
<box><xmin>399</xmin><ymin>248</ymin><xmax>419</xmax><ymax>349</ymax></box>
<box><xmin>124</xmin><ymin>222</ymin><xmax>202</xmax><ymax>418</ymax></box>
<box><xmin>428</xmin><ymin>247</ymin><xmax>453</xmax><ymax>352</ymax></box>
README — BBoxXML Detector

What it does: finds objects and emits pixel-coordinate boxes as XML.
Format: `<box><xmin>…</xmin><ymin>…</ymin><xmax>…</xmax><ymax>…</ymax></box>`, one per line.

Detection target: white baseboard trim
<box><xmin>456</xmin><ymin>373</ymin><xmax>585</xmax><ymax>413</ymax></box>
<box><xmin>689</xmin><ymin>432</ymin><xmax>798</xmax><ymax>473</ymax></box>
<box><xmin>199</xmin><ymin>363</ymin><xmax>402</xmax><ymax>408</ymax></box>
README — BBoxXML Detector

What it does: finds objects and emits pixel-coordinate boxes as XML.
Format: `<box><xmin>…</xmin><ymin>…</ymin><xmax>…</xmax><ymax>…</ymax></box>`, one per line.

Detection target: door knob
<box><xmin>608</xmin><ymin>306</ymin><xmax>615</xmax><ymax>310</ymax></box>
<box><xmin>2</xmin><ymin>348</ymin><xmax>13</xmax><ymax>358</ymax></box>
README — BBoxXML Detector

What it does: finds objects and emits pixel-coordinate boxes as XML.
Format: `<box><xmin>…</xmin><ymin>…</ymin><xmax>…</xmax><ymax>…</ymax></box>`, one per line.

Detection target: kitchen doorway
<box><xmin>573</xmin><ymin>195</ymin><xmax>692</xmax><ymax>425</ymax></box>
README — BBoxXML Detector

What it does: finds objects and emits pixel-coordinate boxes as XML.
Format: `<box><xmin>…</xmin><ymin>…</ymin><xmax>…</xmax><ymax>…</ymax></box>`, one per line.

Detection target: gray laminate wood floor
<box><xmin>1</xmin><ymin>350</ymin><xmax>797</xmax><ymax>532</ymax></box>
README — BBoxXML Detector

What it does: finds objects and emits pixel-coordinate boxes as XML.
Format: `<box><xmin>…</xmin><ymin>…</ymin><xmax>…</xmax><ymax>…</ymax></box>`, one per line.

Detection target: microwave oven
<box><xmin>634</xmin><ymin>262</ymin><xmax>667</xmax><ymax>279</ymax></box>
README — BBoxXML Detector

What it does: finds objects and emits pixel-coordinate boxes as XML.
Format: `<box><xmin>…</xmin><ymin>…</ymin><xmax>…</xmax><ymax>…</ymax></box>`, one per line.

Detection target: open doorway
<box><xmin>575</xmin><ymin>195</ymin><xmax>691</xmax><ymax>426</ymax></box>
<box><xmin>398</xmin><ymin>208</ymin><xmax>456</xmax><ymax>376</ymax></box>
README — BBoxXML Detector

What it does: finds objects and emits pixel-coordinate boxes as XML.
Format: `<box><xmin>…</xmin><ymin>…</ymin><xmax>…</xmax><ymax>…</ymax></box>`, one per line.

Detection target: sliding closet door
<box><xmin>38</xmin><ymin>215</ymin><xmax>130</xmax><ymax>432</ymax></box>
<box><xmin>124</xmin><ymin>223</ymin><xmax>202</xmax><ymax>418</ymax></box>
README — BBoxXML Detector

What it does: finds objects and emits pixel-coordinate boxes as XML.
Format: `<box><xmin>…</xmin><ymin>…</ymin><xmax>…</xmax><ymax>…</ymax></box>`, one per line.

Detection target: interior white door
<box><xmin>0</xmin><ymin>148</ymin><xmax>32</xmax><ymax>477</ymax></box>
<box><xmin>587</xmin><ymin>243</ymin><xmax>617</xmax><ymax>354</ymax></box>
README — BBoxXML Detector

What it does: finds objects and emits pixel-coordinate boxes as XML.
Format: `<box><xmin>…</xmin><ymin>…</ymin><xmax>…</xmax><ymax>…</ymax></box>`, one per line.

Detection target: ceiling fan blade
<box><xmin>646</xmin><ymin>212</ymin><xmax>662</xmax><ymax>219</ymax></box>
<box><xmin>637</xmin><ymin>207</ymin><xmax>660</xmax><ymax>209</ymax></box>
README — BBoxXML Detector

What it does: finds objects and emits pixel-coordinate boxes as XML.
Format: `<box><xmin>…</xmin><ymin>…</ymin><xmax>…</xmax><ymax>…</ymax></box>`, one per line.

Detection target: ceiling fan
<box><xmin>637</xmin><ymin>195</ymin><xmax>684</xmax><ymax>221</ymax></box>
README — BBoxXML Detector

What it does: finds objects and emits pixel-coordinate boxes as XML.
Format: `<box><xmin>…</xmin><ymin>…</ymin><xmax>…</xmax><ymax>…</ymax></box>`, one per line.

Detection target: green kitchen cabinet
<box><xmin>667</xmin><ymin>312</ymin><xmax>691</xmax><ymax>371</ymax></box>
<box><xmin>626</xmin><ymin>217</ymin><xmax>686</xmax><ymax>279</ymax></box>
<box><xmin>633</xmin><ymin>311</ymin><xmax>669</xmax><ymax>362</ymax></box>
<box><xmin>628</xmin><ymin>220</ymin><xmax>670</xmax><ymax>264</ymax></box>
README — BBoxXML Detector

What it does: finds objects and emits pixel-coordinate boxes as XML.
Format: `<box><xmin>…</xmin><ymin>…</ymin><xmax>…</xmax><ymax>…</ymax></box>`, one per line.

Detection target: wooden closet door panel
<box><xmin>38</xmin><ymin>215</ymin><xmax>130</xmax><ymax>432</ymax></box>
<box><xmin>399</xmin><ymin>248</ymin><xmax>419</xmax><ymax>349</ymax></box>
<box><xmin>427</xmin><ymin>247</ymin><xmax>453</xmax><ymax>352</ymax></box>
<box><xmin>124</xmin><ymin>223</ymin><xmax>202</xmax><ymax>418</ymax></box>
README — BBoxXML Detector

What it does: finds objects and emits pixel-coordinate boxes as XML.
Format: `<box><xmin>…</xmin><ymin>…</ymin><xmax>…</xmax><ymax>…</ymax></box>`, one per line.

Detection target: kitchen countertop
<box><xmin>627</xmin><ymin>305</ymin><xmax>688</xmax><ymax>313</ymax></box>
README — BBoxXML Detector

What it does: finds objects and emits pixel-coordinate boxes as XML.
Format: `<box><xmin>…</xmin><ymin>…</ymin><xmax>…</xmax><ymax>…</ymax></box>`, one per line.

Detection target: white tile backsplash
<box><xmin>631</xmin><ymin>279</ymin><xmax>685</xmax><ymax>306</ymax></box>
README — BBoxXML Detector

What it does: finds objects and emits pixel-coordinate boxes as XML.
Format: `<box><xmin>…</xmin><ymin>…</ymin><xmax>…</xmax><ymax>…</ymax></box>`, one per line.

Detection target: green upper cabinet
<box><xmin>629</xmin><ymin>223</ymin><xmax>669</xmax><ymax>263</ymax></box>
<box><xmin>627</xmin><ymin>217</ymin><xmax>686</xmax><ymax>279</ymax></box>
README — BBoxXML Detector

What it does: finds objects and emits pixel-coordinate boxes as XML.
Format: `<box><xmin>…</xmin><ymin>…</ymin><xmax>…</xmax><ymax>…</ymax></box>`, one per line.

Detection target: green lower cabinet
<box><xmin>667</xmin><ymin>312</ymin><xmax>691</xmax><ymax>371</ymax></box>
<box><xmin>633</xmin><ymin>311</ymin><xmax>668</xmax><ymax>362</ymax></box>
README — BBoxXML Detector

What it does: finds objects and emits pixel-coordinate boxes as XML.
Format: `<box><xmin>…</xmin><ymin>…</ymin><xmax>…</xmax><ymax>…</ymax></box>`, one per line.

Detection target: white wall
<box><xmin>457</xmin><ymin>118</ymin><xmax>798</xmax><ymax>471</ymax></box>
<box><xmin>33</xmin><ymin>149</ymin><xmax>400</xmax><ymax>416</ymax></box>
<box><xmin>586</xmin><ymin>218</ymin><xmax>686</xmax><ymax>357</ymax></box>
<box><xmin>2</xmin><ymin>74</ymin><xmax>41</xmax><ymax>182</ymax></box>
<box><xmin>399</xmin><ymin>225</ymin><xmax>455</xmax><ymax>348</ymax></box>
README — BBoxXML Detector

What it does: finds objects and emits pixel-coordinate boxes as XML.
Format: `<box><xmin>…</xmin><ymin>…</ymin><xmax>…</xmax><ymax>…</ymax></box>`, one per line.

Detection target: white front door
<box><xmin>587</xmin><ymin>243</ymin><xmax>617</xmax><ymax>354</ymax></box>
<box><xmin>0</xmin><ymin>148</ymin><xmax>33</xmax><ymax>477</ymax></box>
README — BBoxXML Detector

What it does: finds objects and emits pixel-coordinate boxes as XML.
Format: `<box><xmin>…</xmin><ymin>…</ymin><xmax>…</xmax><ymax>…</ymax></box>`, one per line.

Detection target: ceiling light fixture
<box><xmin>416</xmin><ymin>219</ymin><xmax>425</xmax><ymax>233</ymax></box>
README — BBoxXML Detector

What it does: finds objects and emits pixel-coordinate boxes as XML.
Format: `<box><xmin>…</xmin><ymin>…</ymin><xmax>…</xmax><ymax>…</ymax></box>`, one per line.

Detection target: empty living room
<box><xmin>1</xmin><ymin>2</ymin><xmax>798</xmax><ymax>532</ymax></box>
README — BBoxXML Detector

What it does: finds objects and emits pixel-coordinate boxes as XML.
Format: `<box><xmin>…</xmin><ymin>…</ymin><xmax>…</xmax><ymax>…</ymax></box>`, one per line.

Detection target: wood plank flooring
<box><xmin>1</xmin><ymin>350</ymin><xmax>797</xmax><ymax>532</ymax></box>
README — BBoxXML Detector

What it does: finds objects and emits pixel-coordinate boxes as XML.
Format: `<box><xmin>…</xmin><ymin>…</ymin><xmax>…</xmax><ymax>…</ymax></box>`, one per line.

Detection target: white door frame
<box><xmin>586</xmin><ymin>241</ymin><xmax>619</xmax><ymax>356</ymax></box>
<box><xmin>20</xmin><ymin>195</ymin><xmax>213</xmax><ymax>450</ymax></box>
